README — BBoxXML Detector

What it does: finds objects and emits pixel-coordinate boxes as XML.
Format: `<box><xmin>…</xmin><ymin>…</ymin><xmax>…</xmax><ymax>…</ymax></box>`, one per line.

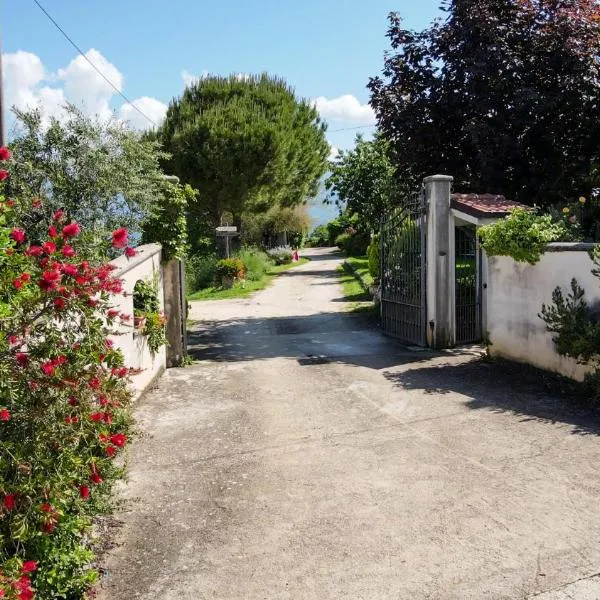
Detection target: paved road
<box><xmin>99</xmin><ymin>248</ymin><xmax>600</xmax><ymax>600</ymax></box>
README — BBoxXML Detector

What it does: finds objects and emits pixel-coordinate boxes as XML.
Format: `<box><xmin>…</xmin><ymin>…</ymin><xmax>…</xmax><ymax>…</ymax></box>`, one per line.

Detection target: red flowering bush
<box><xmin>0</xmin><ymin>149</ymin><xmax>135</xmax><ymax>598</ymax></box>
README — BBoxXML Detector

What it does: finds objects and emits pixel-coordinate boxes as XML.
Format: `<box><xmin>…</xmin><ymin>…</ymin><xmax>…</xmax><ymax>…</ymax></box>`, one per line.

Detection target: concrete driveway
<box><xmin>99</xmin><ymin>248</ymin><xmax>600</xmax><ymax>600</ymax></box>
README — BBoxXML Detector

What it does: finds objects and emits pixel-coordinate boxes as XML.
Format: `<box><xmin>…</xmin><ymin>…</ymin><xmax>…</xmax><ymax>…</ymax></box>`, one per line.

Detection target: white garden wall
<box><xmin>485</xmin><ymin>244</ymin><xmax>599</xmax><ymax>380</ymax></box>
<box><xmin>109</xmin><ymin>243</ymin><xmax>166</xmax><ymax>397</ymax></box>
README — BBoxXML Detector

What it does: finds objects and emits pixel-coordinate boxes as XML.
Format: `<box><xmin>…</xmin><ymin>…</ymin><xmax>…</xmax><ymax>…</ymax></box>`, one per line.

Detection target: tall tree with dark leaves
<box><xmin>369</xmin><ymin>0</ymin><xmax>600</xmax><ymax>206</ymax></box>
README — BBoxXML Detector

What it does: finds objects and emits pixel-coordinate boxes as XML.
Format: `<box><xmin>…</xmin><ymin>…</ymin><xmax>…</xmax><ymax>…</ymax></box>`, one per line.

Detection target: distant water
<box><xmin>308</xmin><ymin>201</ymin><xmax>338</xmax><ymax>227</ymax></box>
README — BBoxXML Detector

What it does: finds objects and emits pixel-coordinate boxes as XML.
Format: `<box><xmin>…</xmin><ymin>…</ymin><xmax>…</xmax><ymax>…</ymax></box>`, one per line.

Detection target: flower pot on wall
<box><xmin>134</xmin><ymin>315</ymin><xmax>147</xmax><ymax>330</ymax></box>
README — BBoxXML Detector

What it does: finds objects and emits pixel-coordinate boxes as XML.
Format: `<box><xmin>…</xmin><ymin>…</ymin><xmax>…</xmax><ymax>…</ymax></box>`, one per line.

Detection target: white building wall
<box><xmin>109</xmin><ymin>243</ymin><xmax>166</xmax><ymax>397</ymax></box>
<box><xmin>485</xmin><ymin>245</ymin><xmax>599</xmax><ymax>380</ymax></box>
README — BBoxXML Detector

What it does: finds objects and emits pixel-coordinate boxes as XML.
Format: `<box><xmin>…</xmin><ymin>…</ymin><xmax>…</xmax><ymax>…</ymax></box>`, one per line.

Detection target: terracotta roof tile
<box><xmin>451</xmin><ymin>193</ymin><xmax>528</xmax><ymax>219</ymax></box>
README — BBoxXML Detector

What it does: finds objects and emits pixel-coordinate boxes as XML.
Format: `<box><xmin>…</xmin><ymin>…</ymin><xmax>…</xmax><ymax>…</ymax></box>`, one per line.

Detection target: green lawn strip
<box><xmin>345</xmin><ymin>255</ymin><xmax>374</xmax><ymax>289</ymax></box>
<box><xmin>336</xmin><ymin>263</ymin><xmax>376</xmax><ymax>313</ymax></box>
<box><xmin>188</xmin><ymin>257</ymin><xmax>310</xmax><ymax>301</ymax></box>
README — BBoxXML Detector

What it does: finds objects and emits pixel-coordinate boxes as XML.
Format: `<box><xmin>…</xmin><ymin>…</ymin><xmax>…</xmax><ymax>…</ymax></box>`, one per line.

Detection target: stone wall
<box><xmin>109</xmin><ymin>243</ymin><xmax>166</xmax><ymax>397</ymax></box>
<box><xmin>485</xmin><ymin>244</ymin><xmax>599</xmax><ymax>380</ymax></box>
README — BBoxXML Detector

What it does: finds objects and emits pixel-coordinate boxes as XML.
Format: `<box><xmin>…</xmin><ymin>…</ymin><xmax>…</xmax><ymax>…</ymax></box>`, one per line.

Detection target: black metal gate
<box><xmin>380</xmin><ymin>191</ymin><xmax>427</xmax><ymax>345</ymax></box>
<box><xmin>454</xmin><ymin>225</ymin><xmax>481</xmax><ymax>344</ymax></box>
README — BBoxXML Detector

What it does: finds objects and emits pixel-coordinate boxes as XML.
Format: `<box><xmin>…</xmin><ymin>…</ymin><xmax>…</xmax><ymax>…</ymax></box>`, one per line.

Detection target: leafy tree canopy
<box><xmin>155</xmin><ymin>74</ymin><xmax>330</xmax><ymax>245</ymax></box>
<box><xmin>8</xmin><ymin>105</ymin><xmax>167</xmax><ymax>248</ymax></box>
<box><xmin>326</xmin><ymin>134</ymin><xmax>396</xmax><ymax>231</ymax></box>
<box><xmin>369</xmin><ymin>0</ymin><xmax>600</xmax><ymax>206</ymax></box>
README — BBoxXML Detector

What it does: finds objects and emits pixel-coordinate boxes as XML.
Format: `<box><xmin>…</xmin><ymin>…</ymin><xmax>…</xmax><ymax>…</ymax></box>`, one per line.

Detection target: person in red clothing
<box><xmin>292</xmin><ymin>249</ymin><xmax>299</xmax><ymax>262</ymax></box>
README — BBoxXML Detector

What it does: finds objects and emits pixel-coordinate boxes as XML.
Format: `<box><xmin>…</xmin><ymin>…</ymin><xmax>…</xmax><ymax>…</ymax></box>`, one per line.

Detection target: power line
<box><xmin>31</xmin><ymin>0</ymin><xmax>159</xmax><ymax>128</ymax></box>
<box><xmin>328</xmin><ymin>124</ymin><xmax>377</xmax><ymax>133</ymax></box>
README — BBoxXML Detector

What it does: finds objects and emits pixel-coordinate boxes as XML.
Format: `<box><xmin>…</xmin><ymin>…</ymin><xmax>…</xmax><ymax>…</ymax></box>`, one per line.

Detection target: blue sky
<box><xmin>2</xmin><ymin>0</ymin><xmax>443</xmax><ymax>223</ymax></box>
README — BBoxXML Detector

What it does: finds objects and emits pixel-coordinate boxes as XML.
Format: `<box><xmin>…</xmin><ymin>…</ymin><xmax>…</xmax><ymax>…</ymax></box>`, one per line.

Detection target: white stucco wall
<box><xmin>485</xmin><ymin>245</ymin><xmax>599</xmax><ymax>380</ymax></box>
<box><xmin>109</xmin><ymin>243</ymin><xmax>166</xmax><ymax>397</ymax></box>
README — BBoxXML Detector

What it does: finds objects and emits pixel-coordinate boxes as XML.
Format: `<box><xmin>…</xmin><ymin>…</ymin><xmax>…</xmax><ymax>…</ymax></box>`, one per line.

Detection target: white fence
<box><xmin>109</xmin><ymin>243</ymin><xmax>166</xmax><ymax>397</ymax></box>
<box><xmin>485</xmin><ymin>244</ymin><xmax>599</xmax><ymax>380</ymax></box>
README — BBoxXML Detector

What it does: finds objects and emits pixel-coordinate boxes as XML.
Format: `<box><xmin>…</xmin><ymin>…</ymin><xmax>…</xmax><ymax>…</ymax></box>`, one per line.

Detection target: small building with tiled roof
<box><xmin>451</xmin><ymin>193</ymin><xmax>528</xmax><ymax>225</ymax></box>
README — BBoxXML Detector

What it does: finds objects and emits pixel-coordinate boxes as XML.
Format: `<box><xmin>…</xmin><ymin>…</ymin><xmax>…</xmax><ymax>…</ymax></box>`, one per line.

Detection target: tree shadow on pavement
<box><xmin>383</xmin><ymin>358</ymin><xmax>600</xmax><ymax>436</ymax></box>
<box><xmin>187</xmin><ymin>311</ymin><xmax>440</xmax><ymax>370</ymax></box>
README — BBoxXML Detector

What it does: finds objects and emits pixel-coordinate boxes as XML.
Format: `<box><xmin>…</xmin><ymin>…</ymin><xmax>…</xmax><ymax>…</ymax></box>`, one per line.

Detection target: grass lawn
<box><xmin>188</xmin><ymin>257</ymin><xmax>310</xmax><ymax>301</ymax></box>
<box><xmin>336</xmin><ymin>262</ymin><xmax>377</xmax><ymax>314</ymax></box>
<box><xmin>345</xmin><ymin>255</ymin><xmax>374</xmax><ymax>289</ymax></box>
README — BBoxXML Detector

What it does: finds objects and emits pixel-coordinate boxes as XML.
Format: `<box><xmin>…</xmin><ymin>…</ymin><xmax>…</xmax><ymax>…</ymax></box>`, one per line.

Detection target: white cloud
<box><xmin>313</xmin><ymin>94</ymin><xmax>376</xmax><ymax>124</ymax></box>
<box><xmin>119</xmin><ymin>96</ymin><xmax>167</xmax><ymax>129</ymax></box>
<box><xmin>2</xmin><ymin>49</ymin><xmax>166</xmax><ymax>130</ymax></box>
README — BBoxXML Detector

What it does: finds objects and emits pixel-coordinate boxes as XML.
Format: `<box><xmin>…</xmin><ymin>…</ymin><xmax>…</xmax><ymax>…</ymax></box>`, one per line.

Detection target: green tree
<box><xmin>369</xmin><ymin>1</ymin><xmax>600</xmax><ymax>206</ymax></box>
<box><xmin>326</xmin><ymin>134</ymin><xmax>396</xmax><ymax>232</ymax></box>
<box><xmin>8</xmin><ymin>105</ymin><xmax>167</xmax><ymax>248</ymax></box>
<box><xmin>156</xmin><ymin>74</ymin><xmax>329</xmax><ymax>246</ymax></box>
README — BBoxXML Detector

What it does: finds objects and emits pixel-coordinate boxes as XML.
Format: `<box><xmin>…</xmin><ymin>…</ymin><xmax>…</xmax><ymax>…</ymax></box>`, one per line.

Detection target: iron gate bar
<box><xmin>380</xmin><ymin>189</ymin><xmax>427</xmax><ymax>346</ymax></box>
<box><xmin>454</xmin><ymin>225</ymin><xmax>481</xmax><ymax>344</ymax></box>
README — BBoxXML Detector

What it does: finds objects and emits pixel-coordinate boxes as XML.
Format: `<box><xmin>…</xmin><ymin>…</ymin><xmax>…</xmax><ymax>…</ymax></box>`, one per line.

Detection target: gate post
<box><xmin>424</xmin><ymin>175</ymin><xmax>453</xmax><ymax>349</ymax></box>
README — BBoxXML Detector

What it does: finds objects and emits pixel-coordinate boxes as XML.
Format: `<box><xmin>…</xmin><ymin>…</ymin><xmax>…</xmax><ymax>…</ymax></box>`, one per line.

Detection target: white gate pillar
<box><xmin>424</xmin><ymin>175</ymin><xmax>453</xmax><ymax>349</ymax></box>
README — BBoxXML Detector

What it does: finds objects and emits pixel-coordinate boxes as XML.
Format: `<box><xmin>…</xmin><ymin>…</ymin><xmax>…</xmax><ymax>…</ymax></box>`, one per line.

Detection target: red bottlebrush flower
<box><xmin>62</xmin><ymin>222</ymin><xmax>81</xmax><ymax>238</ymax></box>
<box><xmin>10</xmin><ymin>228</ymin><xmax>25</xmax><ymax>244</ymax></box>
<box><xmin>40</xmin><ymin>502</ymin><xmax>53</xmax><ymax>513</ymax></box>
<box><xmin>8</xmin><ymin>335</ymin><xmax>19</xmax><ymax>345</ymax></box>
<box><xmin>105</xmin><ymin>445</ymin><xmax>116</xmax><ymax>458</ymax></box>
<box><xmin>42</xmin><ymin>521</ymin><xmax>56</xmax><ymax>534</ymax></box>
<box><xmin>15</xmin><ymin>352</ymin><xmax>29</xmax><ymax>367</ymax></box>
<box><xmin>39</xmin><ymin>257</ymin><xmax>50</xmax><ymax>268</ymax></box>
<box><xmin>64</xmin><ymin>415</ymin><xmax>79</xmax><ymax>425</ymax></box>
<box><xmin>25</xmin><ymin>245</ymin><xmax>43</xmax><ymax>257</ymax></box>
<box><xmin>0</xmin><ymin>170</ymin><xmax>9</xmax><ymax>181</ymax></box>
<box><xmin>107</xmin><ymin>308</ymin><xmax>120</xmax><ymax>319</ymax></box>
<box><xmin>0</xmin><ymin>146</ymin><xmax>11</xmax><ymax>161</ymax></box>
<box><xmin>32</xmin><ymin>198</ymin><xmax>42</xmax><ymax>209</ymax></box>
<box><xmin>68</xmin><ymin>397</ymin><xmax>79</xmax><ymax>406</ymax></box>
<box><xmin>62</xmin><ymin>263</ymin><xmax>78</xmax><ymax>277</ymax></box>
<box><xmin>125</xmin><ymin>246</ymin><xmax>137</xmax><ymax>257</ymax></box>
<box><xmin>90</xmin><ymin>472</ymin><xmax>103</xmax><ymax>485</ymax></box>
<box><xmin>99</xmin><ymin>433</ymin><xmax>109</xmax><ymax>443</ymax></box>
<box><xmin>41</xmin><ymin>362</ymin><xmax>56</xmax><ymax>377</ymax></box>
<box><xmin>110</xmin><ymin>433</ymin><xmax>127</xmax><ymax>447</ymax></box>
<box><xmin>88</xmin><ymin>377</ymin><xmax>101</xmax><ymax>390</ymax></box>
<box><xmin>48</xmin><ymin>225</ymin><xmax>58</xmax><ymax>238</ymax></box>
<box><xmin>5</xmin><ymin>198</ymin><xmax>15</xmax><ymax>207</ymax></box>
<box><xmin>42</xmin><ymin>241</ymin><xmax>56</xmax><ymax>254</ymax></box>
<box><xmin>55</xmin><ymin>355</ymin><xmax>67</xmax><ymax>365</ymax></box>
<box><xmin>89</xmin><ymin>412</ymin><xmax>104</xmax><ymax>422</ymax></box>
<box><xmin>120</xmin><ymin>313</ymin><xmax>131</xmax><ymax>322</ymax></box>
<box><xmin>87</xmin><ymin>297</ymin><xmax>99</xmax><ymax>308</ymax></box>
<box><xmin>21</xmin><ymin>561</ymin><xmax>37</xmax><ymax>574</ymax></box>
<box><xmin>111</xmin><ymin>227</ymin><xmax>128</xmax><ymax>248</ymax></box>
<box><xmin>0</xmin><ymin>409</ymin><xmax>10</xmax><ymax>421</ymax></box>
<box><xmin>105</xmin><ymin>339</ymin><xmax>114</xmax><ymax>349</ymax></box>
<box><xmin>20</xmin><ymin>273</ymin><xmax>31</xmax><ymax>282</ymax></box>
<box><xmin>99</xmin><ymin>395</ymin><xmax>109</xmax><ymax>407</ymax></box>
<box><xmin>13</xmin><ymin>278</ymin><xmax>23</xmax><ymax>289</ymax></box>
<box><xmin>28</xmin><ymin>381</ymin><xmax>38</xmax><ymax>391</ymax></box>
<box><xmin>53</xmin><ymin>209</ymin><xmax>64</xmax><ymax>221</ymax></box>
<box><xmin>103</xmin><ymin>412</ymin><xmax>112</xmax><ymax>425</ymax></box>
<box><xmin>42</xmin><ymin>270</ymin><xmax>60</xmax><ymax>282</ymax></box>
<box><xmin>3</xmin><ymin>494</ymin><xmax>15</xmax><ymax>510</ymax></box>
<box><xmin>61</xmin><ymin>244</ymin><xmax>76</xmax><ymax>257</ymax></box>
<box><xmin>54</xmin><ymin>297</ymin><xmax>66</xmax><ymax>310</ymax></box>
<box><xmin>39</xmin><ymin>278</ymin><xmax>57</xmax><ymax>292</ymax></box>
<box><xmin>79</xmin><ymin>485</ymin><xmax>90</xmax><ymax>500</ymax></box>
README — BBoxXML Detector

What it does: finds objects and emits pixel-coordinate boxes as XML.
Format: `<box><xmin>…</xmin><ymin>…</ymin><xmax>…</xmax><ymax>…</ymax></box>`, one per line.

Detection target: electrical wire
<box><xmin>328</xmin><ymin>124</ymin><xmax>377</xmax><ymax>133</ymax></box>
<box><xmin>31</xmin><ymin>0</ymin><xmax>159</xmax><ymax>128</ymax></box>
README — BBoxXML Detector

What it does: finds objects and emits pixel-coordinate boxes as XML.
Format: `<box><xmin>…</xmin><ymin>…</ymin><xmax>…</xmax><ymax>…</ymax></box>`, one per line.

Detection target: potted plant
<box><xmin>215</xmin><ymin>258</ymin><xmax>245</xmax><ymax>289</ymax></box>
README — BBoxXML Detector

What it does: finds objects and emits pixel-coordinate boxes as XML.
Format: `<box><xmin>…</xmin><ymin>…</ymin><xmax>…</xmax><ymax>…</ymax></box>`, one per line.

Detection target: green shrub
<box><xmin>336</xmin><ymin>232</ymin><xmax>370</xmax><ymax>256</ymax></box>
<box><xmin>215</xmin><ymin>258</ymin><xmax>245</xmax><ymax>280</ymax></box>
<box><xmin>478</xmin><ymin>207</ymin><xmax>570</xmax><ymax>265</ymax></box>
<box><xmin>236</xmin><ymin>248</ymin><xmax>273</xmax><ymax>281</ymax></box>
<box><xmin>186</xmin><ymin>254</ymin><xmax>218</xmax><ymax>291</ymax></box>
<box><xmin>133</xmin><ymin>279</ymin><xmax>160</xmax><ymax>314</ymax></box>
<box><xmin>307</xmin><ymin>225</ymin><xmax>330</xmax><ymax>247</ymax></box>
<box><xmin>367</xmin><ymin>237</ymin><xmax>380</xmax><ymax>282</ymax></box>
